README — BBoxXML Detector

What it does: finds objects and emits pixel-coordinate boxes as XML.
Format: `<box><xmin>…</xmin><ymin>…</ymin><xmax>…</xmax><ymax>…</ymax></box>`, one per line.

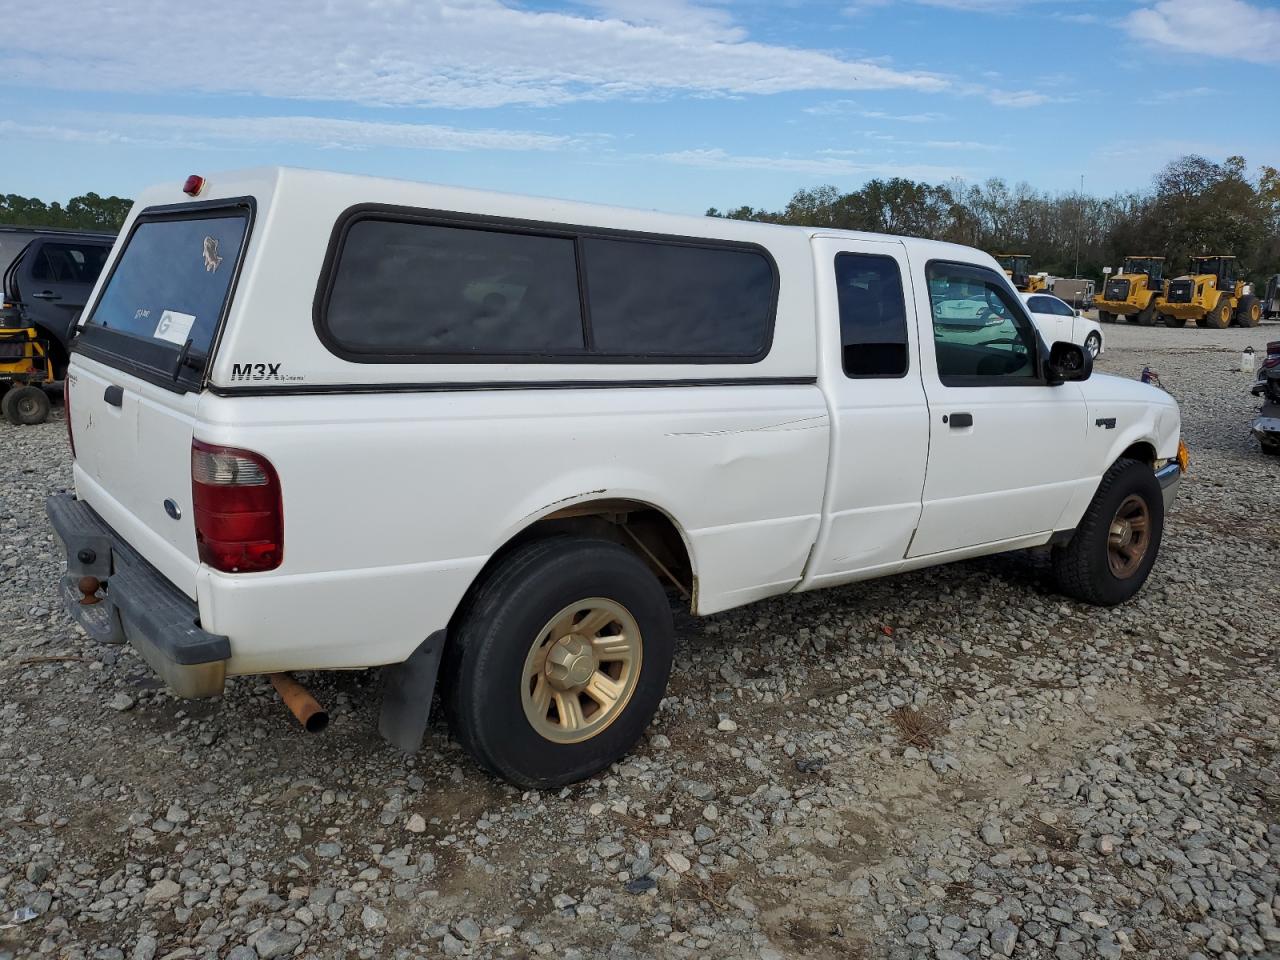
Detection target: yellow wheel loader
<box><xmin>1160</xmin><ymin>256</ymin><xmax>1261</xmax><ymax>329</ymax></box>
<box><xmin>1094</xmin><ymin>257</ymin><xmax>1166</xmax><ymax>326</ymax></box>
<box><xmin>996</xmin><ymin>254</ymin><xmax>1048</xmax><ymax>293</ymax></box>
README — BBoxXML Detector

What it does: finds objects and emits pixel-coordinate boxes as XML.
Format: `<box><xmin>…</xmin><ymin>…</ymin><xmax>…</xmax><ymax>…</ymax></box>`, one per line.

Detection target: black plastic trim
<box><xmin>45</xmin><ymin>493</ymin><xmax>229</xmax><ymax>665</ymax></box>
<box><xmin>73</xmin><ymin>197</ymin><xmax>257</xmax><ymax>395</ymax></box>
<box><xmin>312</xmin><ymin>203</ymin><xmax>781</xmax><ymax>365</ymax></box>
<box><xmin>209</xmin><ymin>375</ymin><xmax>818</xmax><ymax>398</ymax></box>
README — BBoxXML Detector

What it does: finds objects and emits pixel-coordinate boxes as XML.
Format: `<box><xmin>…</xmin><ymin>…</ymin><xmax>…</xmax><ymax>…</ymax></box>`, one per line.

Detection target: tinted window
<box><xmin>1027</xmin><ymin>296</ymin><xmax>1072</xmax><ymax>317</ymax></box>
<box><xmin>31</xmin><ymin>242</ymin><xmax>109</xmax><ymax>284</ymax></box>
<box><xmin>835</xmin><ymin>253</ymin><xmax>908</xmax><ymax>378</ymax></box>
<box><xmin>928</xmin><ymin>262</ymin><xmax>1039</xmax><ymax>384</ymax></box>
<box><xmin>87</xmin><ymin>213</ymin><xmax>247</xmax><ymax>357</ymax></box>
<box><xmin>582</xmin><ymin>238</ymin><xmax>773</xmax><ymax>357</ymax></box>
<box><xmin>326</xmin><ymin>220</ymin><xmax>584</xmax><ymax>356</ymax></box>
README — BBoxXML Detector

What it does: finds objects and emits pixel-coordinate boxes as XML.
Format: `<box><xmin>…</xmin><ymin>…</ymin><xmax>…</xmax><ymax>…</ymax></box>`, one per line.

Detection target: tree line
<box><xmin>709</xmin><ymin>155</ymin><xmax>1280</xmax><ymax>283</ymax></box>
<box><xmin>0</xmin><ymin>192</ymin><xmax>132</xmax><ymax>232</ymax></box>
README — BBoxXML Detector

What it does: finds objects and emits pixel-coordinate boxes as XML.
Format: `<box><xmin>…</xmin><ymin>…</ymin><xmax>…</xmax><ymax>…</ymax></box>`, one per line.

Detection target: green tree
<box><xmin>1</xmin><ymin>191</ymin><xmax>132</xmax><ymax>231</ymax></box>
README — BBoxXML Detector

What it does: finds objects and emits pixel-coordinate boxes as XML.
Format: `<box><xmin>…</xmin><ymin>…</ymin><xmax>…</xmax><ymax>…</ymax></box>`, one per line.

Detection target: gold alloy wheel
<box><xmin>520</xmin><ymin>598</ymin><xmax>642</xmax><ymax>744</ymax></box>
<box><xmin>1107</xmin><ymin>494</ymin><xmax>1151</xmax><ymax>579</ymax></box>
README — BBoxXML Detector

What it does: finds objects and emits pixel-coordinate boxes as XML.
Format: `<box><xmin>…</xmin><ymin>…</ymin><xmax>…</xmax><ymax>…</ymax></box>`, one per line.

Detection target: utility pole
<box><xmin>1074</xmin><ymin>173</ymin><xmax>1083</xmax><ymax>280</ymax></box>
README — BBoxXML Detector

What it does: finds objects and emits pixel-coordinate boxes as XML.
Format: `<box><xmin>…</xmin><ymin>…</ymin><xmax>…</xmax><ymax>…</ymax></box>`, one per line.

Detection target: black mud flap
<box><xmin>378</xmin><ymin>630</ymin><xmax>445</xmax><ymax>753</ymax></box>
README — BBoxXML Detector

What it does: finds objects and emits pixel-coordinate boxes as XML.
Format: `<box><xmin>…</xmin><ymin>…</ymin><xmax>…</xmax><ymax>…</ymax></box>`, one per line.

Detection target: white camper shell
<box><xmin>48</xmin><ymin>168</ymin><xmax>1184</xmax><ymax>787</ymax></box>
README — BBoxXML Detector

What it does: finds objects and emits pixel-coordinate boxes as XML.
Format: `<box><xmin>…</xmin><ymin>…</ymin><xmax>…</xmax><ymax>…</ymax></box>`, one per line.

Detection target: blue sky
<box><xmin>2</xmin><ymin>0</ymin><xmax>1277</xmax><ymax>215</ymax></box>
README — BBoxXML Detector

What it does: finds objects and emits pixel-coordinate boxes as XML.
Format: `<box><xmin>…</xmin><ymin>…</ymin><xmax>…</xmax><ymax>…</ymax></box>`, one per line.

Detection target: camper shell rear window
<box><xmin>316</xmin><ymin>206</ymin><xmax>779</xmax><ymax>364</ymax></box>
<box><xmin>76</xmin><ymin>199</ymin><xmax>253</xmax><ymax>392</ymax></box>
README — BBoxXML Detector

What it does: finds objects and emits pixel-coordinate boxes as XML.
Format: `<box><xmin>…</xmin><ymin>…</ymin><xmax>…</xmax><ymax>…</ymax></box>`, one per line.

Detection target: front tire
<box><xmin>1204</xmin><ymin>296</ymin><xmax>1231</xmax><ymax>329</ymax></box>
<box><xmin>442</xmin><ymin>536</ymin><xmax>675</xmax><ymax>788</ymax></box>
<box><xmin>1098</xmin><ymin>311</ymin><xmax>1116</xmax><ymax>324</ymax></box>
<box><xmin>1136</xmin><ymin>302</ymin><xmax>1157</xmax><ymax>326</ymax></box>
<box><xmin>1084</xmin><ymin>332</ymin><xmax>1102</xmax><ymax>359</ymax></box>
<box><xmin>1052</xmin><ymin>458</ymin><xmax>1165</xmax><ymax>606</ymax></box>
<box><xmin>1163</xmin><ymin>315</ymin><xmax>1186</xmax><ymax>328</ymax></box>
<box><xmin>1235</xmin><ymin>295</ymin><xmax>1261</xmax><ymax>327</ymax></box>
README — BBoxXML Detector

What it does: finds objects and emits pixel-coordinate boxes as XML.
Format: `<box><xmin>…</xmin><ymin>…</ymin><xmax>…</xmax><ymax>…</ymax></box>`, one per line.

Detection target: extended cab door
<box><xmin>803</xmin><ymin>238</ymin><xmax>930</xmax><ymax>587</ymax></box>
<box><xmin>909</xmin><ymin>259</ymin><xmax>1087</xmax><ymax>558</ymax></box>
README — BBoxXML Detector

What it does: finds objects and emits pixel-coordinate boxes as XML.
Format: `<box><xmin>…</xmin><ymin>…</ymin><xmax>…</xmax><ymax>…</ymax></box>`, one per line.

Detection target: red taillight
<box><xmin>191</xmin><ymin>440</ymin><xmax>283</xmax><ymax>573</ymax></box>
<box><xmin>183</xmin><ymin>174</ymin><xmax>206</xmax><ymax>197</ymax></box>
<box><xmin>64</xmin><ymin>379</ymin><xmax>75</xmax><ymax>458</ymax></box>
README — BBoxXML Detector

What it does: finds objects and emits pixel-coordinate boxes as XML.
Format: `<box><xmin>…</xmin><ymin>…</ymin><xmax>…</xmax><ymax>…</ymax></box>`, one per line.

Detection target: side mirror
<box><xmin>1074</xmin><ymin>308</ymin><xmax>1082</xmax><ymax>317</ymax></box>
<box><xmin>1046</xmin><ymin>341</ymin><xmax>1092</xmax><ymax>385</ymax></box>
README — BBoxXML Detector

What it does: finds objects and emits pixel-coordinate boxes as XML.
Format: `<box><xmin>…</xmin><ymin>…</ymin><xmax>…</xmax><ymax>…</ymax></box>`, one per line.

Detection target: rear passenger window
<box><xmin>582</xmin><ymin>238</ymin><xmax>773</xmax><ymax>358</ymax></box>
<box><xmin>835</xmin><ymin>253</ymin><xmax>909</xmax><ymax>378</ymax></box>
<box><xmin>31</xmin><ymin>242</ymin><xmax>109</xmax><ymax>284</ymax></box>
<box><xmin>324</xmin><ymin>220</ymin><xmax>585</xmax><ymax>357</ymax></box>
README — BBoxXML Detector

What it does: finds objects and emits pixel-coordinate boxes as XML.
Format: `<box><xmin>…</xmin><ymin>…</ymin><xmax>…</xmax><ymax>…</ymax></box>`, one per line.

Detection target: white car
<box><xmin>1023</xmin><ymin>292</ymin><xmax>1104</xmax><ymax>358</ymax></box>
<box><xmin>47</xmin><ymin>168</ymin><xmax>1184</xmax><ymax>788</ymax></box>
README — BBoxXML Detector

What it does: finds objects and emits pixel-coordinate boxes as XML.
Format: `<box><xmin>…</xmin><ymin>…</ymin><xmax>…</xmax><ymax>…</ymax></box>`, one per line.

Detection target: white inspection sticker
<box><xmin>154</xmin><ymin>310</ymin><xmax>196</xmax><ymax>345</ymax></box>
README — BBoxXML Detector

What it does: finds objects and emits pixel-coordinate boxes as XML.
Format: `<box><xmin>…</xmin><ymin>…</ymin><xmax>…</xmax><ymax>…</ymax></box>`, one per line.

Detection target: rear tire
<box><xmin>1</xmin><ymin>385</ymin><xmax>51</xmax><ymax>425</ymax></box>
<box><xmin>1098</xmin><ymin>311</ymin><xmax>1116</xmax><ymax>324</ymax></box>
<box><xmin>1162</xmin><ymin>315</ymin><xmax>1186</xmax><ymax>328</ymax></box>
<box><xmin>442</xmin><ymin>536</ymin><xmax>675</xmax><ymax>788</ymax></box>
<box><xmin>1052</xmin><ymin>458</ymin><xmax>1165</xmax><ymax>607</ymax></box>
<box><xmin>1136</xmin><ymin>302</ymin><xmax>1157</xmax><ymax>326</ymax></box>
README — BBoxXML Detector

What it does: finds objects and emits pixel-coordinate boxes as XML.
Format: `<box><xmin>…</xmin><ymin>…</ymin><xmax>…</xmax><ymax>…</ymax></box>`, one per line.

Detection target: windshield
<box><xmin>86</xmin><ymin>211</ymin><xmax>247</xmax><ymax>359</ymax></box>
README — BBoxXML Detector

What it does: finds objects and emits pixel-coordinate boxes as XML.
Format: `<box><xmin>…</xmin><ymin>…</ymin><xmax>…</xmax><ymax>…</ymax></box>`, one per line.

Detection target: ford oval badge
<box><xmin>164</xmin><ymin>498</ymin><xmax>182</xmax><ymax>520</ymax></box>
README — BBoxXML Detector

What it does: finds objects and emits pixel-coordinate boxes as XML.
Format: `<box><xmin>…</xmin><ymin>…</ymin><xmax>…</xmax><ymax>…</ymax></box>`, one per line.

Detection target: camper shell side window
<box><xmin>314</xmin><ymin>206</ymin><xmax>780</xmax><ymax>365</ymax></box>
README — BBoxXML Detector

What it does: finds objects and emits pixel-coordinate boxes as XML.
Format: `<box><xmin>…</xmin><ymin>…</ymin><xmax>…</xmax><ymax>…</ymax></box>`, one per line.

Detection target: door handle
<box><xmin>103</xmin><ymin>385</ymin><xmax>123</xmax><ymax>407</ymax></box>
<box><xmin>947</xmin><ymin>412</ymin><xmax>973</xmax><ymax>428</ymax></box>
<box><xmin>32</xmin><ymin>291</ymin><xmax>62</xmax><ymax>301</ymax></box>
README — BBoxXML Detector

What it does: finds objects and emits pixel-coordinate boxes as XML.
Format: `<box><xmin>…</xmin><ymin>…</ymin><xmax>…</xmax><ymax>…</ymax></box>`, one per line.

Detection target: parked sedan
<box><xmin>1022</xmin><ymin>292</ymin><xmax>1104</xmax><ymax>359</ymax></box>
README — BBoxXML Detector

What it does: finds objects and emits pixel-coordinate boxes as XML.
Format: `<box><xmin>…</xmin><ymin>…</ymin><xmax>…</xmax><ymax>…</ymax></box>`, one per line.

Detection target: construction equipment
<box><xmin>0</xmin><ymin>310</ymin><xmax>55</xmax><ymax>425</ymax></box>
<box><xmin>1263</xmin><ymin>275</ymin><xmax>1280</xmax><ymax>321</ymax></box>
<box><xmin>1094</xmin><ymin>257</ymin><xmax>1166</xmax><ymax>325</ymax></box>
<box><xmin>1160</xmin><ymin>256</ymin><xmax>1261</xmax><ymax>329</ymax></box>
<box><xmin>996</xmin><ymin>254</ymin><xmax>1049</xmax><ymax>293</ymax></box>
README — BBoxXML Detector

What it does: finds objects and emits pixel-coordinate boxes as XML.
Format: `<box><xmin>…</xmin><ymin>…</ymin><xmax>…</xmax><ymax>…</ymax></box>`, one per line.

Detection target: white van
<box><xmin>47</xmin><ymin>168</ymin><xmax>1185</xmax><ymax>787</ymax></box>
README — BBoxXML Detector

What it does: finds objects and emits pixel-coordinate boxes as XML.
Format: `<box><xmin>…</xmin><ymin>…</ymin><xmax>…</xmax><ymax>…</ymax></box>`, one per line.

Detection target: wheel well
<box><xmin>448</xmin><ymin>500</ymin><xmax>696</xmax><ymax>634</ymax></box>
<box><xmin>1119</xmin><ymin>441</ymin><xmax>1156</xmax><ymax>466</ymax></box>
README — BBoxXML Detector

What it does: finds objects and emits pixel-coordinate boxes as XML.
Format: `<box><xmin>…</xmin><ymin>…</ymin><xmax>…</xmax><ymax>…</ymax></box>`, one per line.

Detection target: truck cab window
<box><xmin>927</xmin><ymin>262</ymin><xmax>1039</xmax><ymax>384</ymax></box>
<box><xmin>835</xmin><ymin>253</ymin><xmax>908</xmax><ymax>378</ymax></box>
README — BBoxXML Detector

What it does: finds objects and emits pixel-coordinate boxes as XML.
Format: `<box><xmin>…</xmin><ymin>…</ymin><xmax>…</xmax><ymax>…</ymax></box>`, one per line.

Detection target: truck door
<box><xmin>802</xmin><ymin>237</ymin><xmax>929</xmax><ymax>588</ymax></box>
<box><xmin>12</xmin><ymin>239</ymin><xmax>111</xmax><ymax>367</ymax></box>
<box><xmin>910</xmin><ymin>259</ymin><xmax>1087</xmax><ymax>557</ymax></box>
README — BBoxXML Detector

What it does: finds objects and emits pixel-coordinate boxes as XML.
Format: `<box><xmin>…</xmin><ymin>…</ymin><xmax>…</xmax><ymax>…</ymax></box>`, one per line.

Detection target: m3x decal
<box><xmin>1095</xmin><ymin>417</ymin><xmax>1117</xmax><ymax>430</ymax></box>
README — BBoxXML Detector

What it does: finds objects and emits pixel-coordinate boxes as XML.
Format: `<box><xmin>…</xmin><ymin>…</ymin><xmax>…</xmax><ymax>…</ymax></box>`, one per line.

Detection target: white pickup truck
<box><xmin>48</xmin><ymin>168</ymin><xmax>1185</xmax><ymax>788</ymax></box>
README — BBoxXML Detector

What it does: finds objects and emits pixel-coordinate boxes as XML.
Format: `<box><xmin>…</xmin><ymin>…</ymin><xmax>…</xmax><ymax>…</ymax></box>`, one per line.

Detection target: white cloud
<box><xmin>1124</xmin><ymin>0</ymin><xmax>1280</xmax><ymax>63</ymax></box>
<box><xmin>0</xmin><ymin>0</ymin><xmax>948</xmax><ymax>110</ymax></box>
<box><xmin>0</xmin><ymin>114</ymin><xmax>575</xmax><ymax>153</ymax></box>
<box><xmin>578</xmin><ymin>0</ymin><xmax>741</xmax><ymax>39</ymax></box>
<box><xmin>985</xmin><ymin>89</ymin><xmax>1055</xmax><ymax>107</ymax></box>
<box><xmin>804</xmin><ymin>100</ymin><xmax>944</xmax><ymax>122</ymax></box>
<box><xmin>658</xmin><ymin>147</ymin><xmax>967</xmax><ymax>180</ymax></box>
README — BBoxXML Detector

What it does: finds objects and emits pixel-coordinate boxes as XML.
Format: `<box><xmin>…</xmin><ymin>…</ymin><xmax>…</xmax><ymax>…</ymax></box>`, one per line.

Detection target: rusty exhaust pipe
<box><xmin>269</xmin><ymin>673</ymin><xmax>329</xmax><ymax>733</ymax></box>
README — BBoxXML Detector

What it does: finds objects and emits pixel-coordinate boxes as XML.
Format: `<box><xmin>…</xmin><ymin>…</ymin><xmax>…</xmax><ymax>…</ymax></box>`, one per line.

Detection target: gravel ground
<box><xmin>2</xmin><ymin>322</ymin><xmax>1279</xmax><ymax>960</ymax></box>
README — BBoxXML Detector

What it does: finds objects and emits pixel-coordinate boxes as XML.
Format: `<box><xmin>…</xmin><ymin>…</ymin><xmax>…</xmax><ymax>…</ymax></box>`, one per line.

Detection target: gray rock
<box><xmin>251</xmin><ymin>929</ymin><xmax>301</xmax><ymax>959</ymax></box>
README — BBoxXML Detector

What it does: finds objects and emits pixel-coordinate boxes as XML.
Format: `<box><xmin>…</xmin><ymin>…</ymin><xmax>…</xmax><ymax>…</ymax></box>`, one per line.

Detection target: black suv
<box><xmin>1</xmin><ymin>227</ymin><xmax>116</xmax><ymax>377</ymax></box>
